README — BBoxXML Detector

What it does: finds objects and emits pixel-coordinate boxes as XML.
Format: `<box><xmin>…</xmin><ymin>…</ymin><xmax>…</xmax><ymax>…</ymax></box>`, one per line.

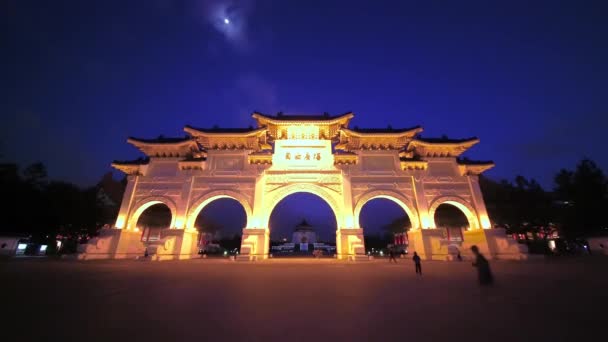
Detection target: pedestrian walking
<box><xmin>471</xmin><ymin>245</ymin><xmax>493</xmax><ymax>286</ymax></box>
<box><xmin>412</xmin><ymin>251</ymin><xmax>422</xmax><ymax>275</ymax></box>
<box><xmin>388</xmin><ymin>248</ymin><xmax>398</xmax><ymax>263</ymax></box>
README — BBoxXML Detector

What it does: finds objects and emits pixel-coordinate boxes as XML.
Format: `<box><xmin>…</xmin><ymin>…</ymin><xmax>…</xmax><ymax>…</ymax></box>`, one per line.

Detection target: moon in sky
<box><xmin>203</xmin><ymin>1</ymin><xmax>252</xmax><ymax>51</ymax></box>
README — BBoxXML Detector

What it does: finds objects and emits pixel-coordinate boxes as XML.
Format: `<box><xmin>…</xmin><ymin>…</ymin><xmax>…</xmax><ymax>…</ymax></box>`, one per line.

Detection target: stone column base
<box><xmin>462</xmin><ymin>228</ymin><xmax>528</xmax><ymax>260</ymax></box>
<box><xmin>78</xmin><ymin>228</ymin><xmax>201</xmax><ymax>261</ymax></box>
<box><xmin>77</xmin><ymin>228</ymin><xmax>145</xmax><ymax>260</ymax></box>
<box><xmin>336</xmin><ymin>228</ymin><xmax>367</xmax><ymax>260</ymax></box>
<box><xmin>407</xmin><ymin>229</ymin><xmax>449</xmax><ymax>260</ymax></box>
<box><xmin>238</xmin><ymin>228</ymin><xmax>269</xmax><ymax>261</ymax></box>
<box><xmin>151</xmin><ymin>229</ymin><xmax>200</xmax><ymax>261</ymax></box>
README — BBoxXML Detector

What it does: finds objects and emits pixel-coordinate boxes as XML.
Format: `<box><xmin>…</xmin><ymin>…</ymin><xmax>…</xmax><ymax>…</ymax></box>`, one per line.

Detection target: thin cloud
<box><xmin>229</xmin><ymin>73</ymin><xmax>280</xmax><ymax>122</ymax></box>
<box><xmin>513</xmin><ymin>115</ymin><xmax>607</xmax><ymax>160</ymax></box>
<box><xmin>194</xmin><ymin>0</ymin><xmax>257</xmax><ymax>53</ymax></box>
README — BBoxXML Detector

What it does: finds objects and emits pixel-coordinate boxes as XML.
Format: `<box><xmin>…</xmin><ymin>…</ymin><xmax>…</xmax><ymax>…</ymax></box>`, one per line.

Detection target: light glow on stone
<box><xmin>174</xmin><ymin>217</ymin><xmax>185</xmax><ymax>229</ymax></box>
<box><xmin>115</xmin><ymin>215</ymin><xmax>126</xmax><ymax>229</ymax></box>
<box><xmin>420</xmin><ymin>216</ymin><xmax>432</xmax><ymax>229</ymax></box>
<box><xmin>480</xmin><ymin>215</ymin><xmax>491</xmax><ymax>229</ymax></box>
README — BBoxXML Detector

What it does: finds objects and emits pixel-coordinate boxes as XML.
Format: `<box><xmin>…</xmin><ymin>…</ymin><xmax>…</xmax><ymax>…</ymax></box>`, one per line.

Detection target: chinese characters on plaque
<box><xmin>285</xmin><ymin>152</ymin><xmax>321</xmax><ymax>161</ymax></box>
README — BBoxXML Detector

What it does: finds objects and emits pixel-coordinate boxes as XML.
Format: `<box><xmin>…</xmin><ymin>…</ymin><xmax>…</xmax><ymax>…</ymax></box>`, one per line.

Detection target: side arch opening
<box><xmin>134</xmin><ymin>202</ymin><xmax>173</xmax><ymax>242</ymax></box>
<box><xmin>192</xmin><ymin>197</ymin><xmax>248</xmax><ymax>256</ymax></box>
<box><xmin>429</xmin><ymin>197</ymin><xmax>480</xmax><ymax>231</ymax></box>
<box><xmin>358</xmin><ymin>197</ymin><xmax>414</xmax><ymax>256</ymax></box>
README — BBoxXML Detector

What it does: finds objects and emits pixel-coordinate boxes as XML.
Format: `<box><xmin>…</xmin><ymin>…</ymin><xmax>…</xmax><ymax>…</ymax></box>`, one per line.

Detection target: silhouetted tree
<box><xmin>364</xmin><ymin>233</ymin><xmax>392</xmax><ymax>250</ymax></box>
<box><xmin>0</xmin><ymin>163</ymin><xmax>23</xmax><ymax>232</ymax></box>
<box><xmin>382</xmin><ymin>216</ymin><xmax>411</xmax><ymax>234</ymax></box>
<box><xmin>22</xmin><ymin>162</ymin><xmax>48</xmax><ymax>187</ymax></box>
<box><xmin>0</xmin><ymin>162</ymin><xmax>122</xmax><ymax>248</ymax></box>
<box><xmin>480</xmin><ymin>175</ymin><xmax>554</xmax><ymax>235</ymax></box>
<box><xmin>219</xmin><ymin>234</ymin><xmax>242</xmax><ymax>250</ymax></box>
<box><xmin>95</xmin><ymin>172</ymin><xmax>126</xmax><ymax>226</ymax></box>
<box><xmin>554</xmin><ymin>159</ymin><xmax>608</xmax><ymax>238</ymax></box>
<box><xmin>195</xmin><ymin>216</ymin><xmax>223</xmax><ymax>235</ymax></box>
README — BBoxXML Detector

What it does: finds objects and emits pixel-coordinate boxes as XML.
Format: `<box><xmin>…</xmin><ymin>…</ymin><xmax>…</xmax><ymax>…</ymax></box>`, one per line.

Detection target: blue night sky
<box><xmin>3</xmin><ymin>1</ymin><xmax>608</xmax><ymax>238</ymax></box>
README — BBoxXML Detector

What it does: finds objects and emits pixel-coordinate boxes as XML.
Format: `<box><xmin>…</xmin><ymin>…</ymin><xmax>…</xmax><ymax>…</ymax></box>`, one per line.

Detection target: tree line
<box><xmin>482</xmin><ymin>159</ymin><xmax>608</xmax><ymax>240</ymax></box>
<box><xmin>0</xmin><ymin>162</ymin><xmax>124</xmax><ymax>251</ymax></box>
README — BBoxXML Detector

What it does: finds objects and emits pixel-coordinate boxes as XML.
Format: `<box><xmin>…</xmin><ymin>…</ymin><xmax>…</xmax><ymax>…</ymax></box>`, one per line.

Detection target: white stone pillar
<box><xmin>467</xmin><ymin>175</ymin><xmax>491</xmax><ymax>229</ymax></box>
<box><xmin>411</xmin><ymin>174</ymin><xmax>433</xmax><ymax>229</ymax></box>
<box><xmin>239</xmin><ymin>171</ymin><xmax>270</xmax><ymax>260</ymax></box>
<box><xmin>174</xmin><ymin>175</ymin><xmax>195</xmax><ymax>229</ymax></box>
<box><xmin>247</xmin><ymin>172</ymin><xmax>266</xmax><ymax>228</ymax></box>
<box><xmin>114</xmin><ymin>175</ymin><xmax>139</xmax><ymax>229</ymax></box>
<box><xmin>336</xmin><ymin>228</ymin><xmax>366</xmax><ymax>260</ymax></box>
<box><xmin>336</xmin><ymin>170</ymin><xmax>366</xmax><ymax>260</ymax></box>
<box><xmin>340</xmin><ymin>170</ymin><xmax>354</xmax><ymax>229</ymax></box>
<box><xmin>238</xmin><ymin>228</ymin><xmax>269</xmax><ymax>260</ymax></box>
<box><xmin>407</xmin><ymin>228</ymin><xmax>446</xmax><ymax>260</ymax></box>
<box><xmin>250</xmin><ymin>171</ymin><xmax>267</xmax><ymax>229</ymax></box>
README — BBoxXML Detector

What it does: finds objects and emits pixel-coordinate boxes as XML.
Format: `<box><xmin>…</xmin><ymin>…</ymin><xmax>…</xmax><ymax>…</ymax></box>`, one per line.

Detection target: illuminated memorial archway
<box><xmin>79</xmin><ymin>112</ymin><xmax>527</xmax><ymax>261</ymax></box>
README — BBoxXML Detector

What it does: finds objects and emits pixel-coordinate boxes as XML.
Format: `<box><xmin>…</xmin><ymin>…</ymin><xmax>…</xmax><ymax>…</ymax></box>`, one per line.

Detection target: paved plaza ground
<box><xmin>3</xmin><ymin>256</ymin><xmax>607</xmax><ymax>341</ymax></box>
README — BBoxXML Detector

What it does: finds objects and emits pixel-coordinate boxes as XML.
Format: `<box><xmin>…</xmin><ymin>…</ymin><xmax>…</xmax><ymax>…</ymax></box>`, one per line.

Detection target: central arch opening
<box><xmin>359</xmin><ymin>198</ymin><xmax>412</xmax><ymax>257</ymax></box>
<box><xmin>268</xmin><ymin>192</ymin><xmax>337</xmax><ymax>257</ymax></box>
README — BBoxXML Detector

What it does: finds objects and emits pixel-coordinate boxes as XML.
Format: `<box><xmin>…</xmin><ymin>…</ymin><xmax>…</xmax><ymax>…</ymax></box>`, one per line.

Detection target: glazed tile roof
<box><xmin>457</xmin><ymin>158</ymin><xmax>494</xmax><ymax>165</ymax></box>
<box><xmin>253</xmin><ymin>112</ymin><xmax>353</xmax><ymax>121</ymax></box>
<box><xmin>349</xmin><ymin>125</ymin><xmax>422</xmax><ymax>133</ymax></box>
<box><xmin>112</xmin><ymin>157</ymin><xmax>150</xmax><ymax>165</ymax></box>
<box><xmin>128</xmin><ymin>136</ymin><xmax>193</xmax><ymax>144</ymax></box>
<box><xmin>184</xmin><ymin>125</ymin><xmax>260</xmax><ymax>133</ymax></box>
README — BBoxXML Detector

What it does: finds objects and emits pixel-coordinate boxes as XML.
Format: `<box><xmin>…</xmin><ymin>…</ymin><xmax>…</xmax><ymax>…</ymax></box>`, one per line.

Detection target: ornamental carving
<box><xmin>151</xmin><ymin>189</ymin><xmax>175</xmax><ymax>196</ymax></box>
<box><xmin>318</xmin><ymin>175</ymin><xmax>341</xmax><ymax>184</ymax></box>
<box><xmin>146</xmin><ymin>177</ymin><xmax>183</xmax><ymax>183</ymax></box>
<box><xmin>422</xmin><ymin>176</ymin><xmax>469</xmax><ymax>184</ymax></box>
<box><xmin>264</xmin><ymin>184</ymin><xmax>283</xmax><ymax>193</ymax></box>
<box><xmin>351</xmin><ymin>184</ymin><xmax>369</xmax><ymax>190</ymax></box>
<box><xmin>266</xmin><ymin>175</ymin><xmax>288</xmax><ymax>184</ymax></box>
<box><xmin>209</xmin><ymin>183</ymin><xmax>239</xmax><ymax>189</ymax></box>
<box><xmin>368</xmin><ymin>183</ymin><xmax>397</xmax><ymax>189</ymax></box>
<box><xmin>323</xmin><ymin>184</ymin><xmax>343</xmax><ymax>193</ymax></box>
